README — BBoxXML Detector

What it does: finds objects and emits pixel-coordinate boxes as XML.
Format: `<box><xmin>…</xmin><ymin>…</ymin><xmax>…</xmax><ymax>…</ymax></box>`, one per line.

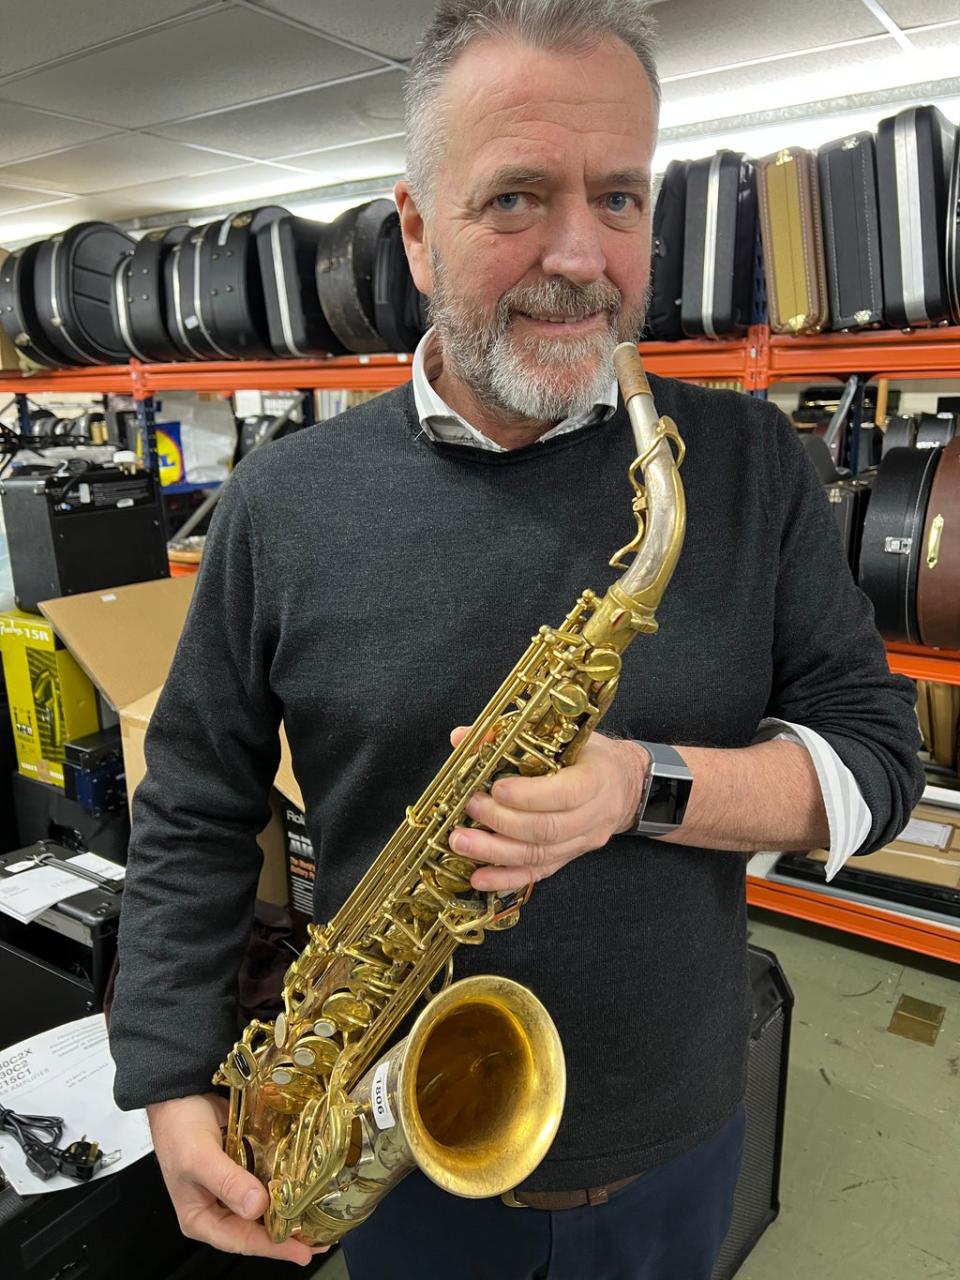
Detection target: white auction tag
<box><xmin>371</xmin><ymin>1060</ymin><xmax>396</xmax><ymax>1130</ymax></box>
<box><xmin>900</xmin><ymin>818</ymin><xmax>953</xmax><ymax>850</ymax></box>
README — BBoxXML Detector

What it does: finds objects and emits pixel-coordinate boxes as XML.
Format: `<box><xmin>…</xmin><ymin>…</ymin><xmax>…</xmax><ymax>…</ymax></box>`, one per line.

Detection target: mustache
<box><xmin>498</xmin><ymin>278</ymin><xmax>622</xmax><ymax>324</ymax></box>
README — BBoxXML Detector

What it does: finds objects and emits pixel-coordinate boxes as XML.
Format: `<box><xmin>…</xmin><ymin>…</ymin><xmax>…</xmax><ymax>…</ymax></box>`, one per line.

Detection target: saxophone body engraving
<box><xmin>214</xmin><ymin>344</ymin><xmax>687</xmax><ymax>1245</ymax></box>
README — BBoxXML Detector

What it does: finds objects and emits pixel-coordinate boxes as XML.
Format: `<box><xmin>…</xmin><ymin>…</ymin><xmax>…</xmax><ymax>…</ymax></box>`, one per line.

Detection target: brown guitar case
<box><xmin>917</xmin><ymin>436</ymin><xmax>960</xmax><ymax>649</ymax></box>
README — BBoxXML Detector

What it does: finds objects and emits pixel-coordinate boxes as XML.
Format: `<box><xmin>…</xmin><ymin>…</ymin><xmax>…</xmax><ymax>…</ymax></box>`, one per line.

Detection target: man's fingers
<box><xmin>452</xmin><ymin>824</ymin><xmax>584</xmax><ymax>869</ymax></box>
<box><xmin>181</xmin><ymin>1200</ymin><xmax>315</xmax><ymax>1266</ymax></box>
<box><xmin>471</xmin><ymin>860</ymin><xmax>561</xmax><ymax>892</ymax></box>
<box><xmin>489</xmin><ymin>765</ymin><xmax>594</xmax><ymax>812</ymax></box>
<box><xmin>450</xmin><ymin>725</ymin><xmax>471</xmax><ymax>747</ymax></box>
<box><xmin>463</xmin><ymin>791</ymin><xmax>586</xmax><ymax>846</ymax></box>
<box><xmin>189</xmin><ymin>1137</ymin><xmax>267</xmax><ymax>1221</ymax></box>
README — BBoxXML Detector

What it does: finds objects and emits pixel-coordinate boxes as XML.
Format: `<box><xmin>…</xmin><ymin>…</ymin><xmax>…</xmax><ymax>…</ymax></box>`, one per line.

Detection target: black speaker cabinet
<box><xmin>0</xmin><ymin>462</ymin><xmax>168</xmax><ymax>614</ymax></box>
<box><xmin>712</xmin><ymin>945</ymin><xmax>793</xmax><ymax>1280</ymax></box>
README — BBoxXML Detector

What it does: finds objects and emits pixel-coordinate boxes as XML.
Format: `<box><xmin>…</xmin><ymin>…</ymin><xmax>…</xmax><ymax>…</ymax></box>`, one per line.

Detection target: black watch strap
<box><xmin>631</xmin><ymin>741</ymin><xmax>693</xmax><ymax>836</ymax></box>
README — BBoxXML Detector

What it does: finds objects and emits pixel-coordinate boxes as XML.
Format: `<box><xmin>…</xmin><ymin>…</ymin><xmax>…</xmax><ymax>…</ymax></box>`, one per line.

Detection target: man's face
<box><xmin>410</xmin><ymin>35</ymin><xmax>657</xmax><ymax>422</ymax></box>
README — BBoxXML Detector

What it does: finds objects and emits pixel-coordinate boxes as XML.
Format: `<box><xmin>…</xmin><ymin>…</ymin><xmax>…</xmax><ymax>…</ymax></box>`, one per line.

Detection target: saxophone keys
<box><xmin>550</xmin><ymin>682</ymin><xmax>589</xmax><ymax>718</ymax></box>
<box><xmin>321</xmin><ymin>991</ymin><xmax>373</xmax><ymax>1033</ymax></box>
<box><xmin>313</xmin><ymin>1017</ymin><xmax>338</xmax><ymax>1038</ymax></box>
<box><xmin>579</xmin><ymin>649</ymin><xmax>622</xmax><ymax>681</ymax></box>
<box><xmin>290</xmin><ymin>1036</ymin><xmax>340</xmax><ymax>1075</ymax></box>
<box><xmin>430</xmin><ymin>854</ymin><xmax>476</xmax><ymax>894</ymax></box>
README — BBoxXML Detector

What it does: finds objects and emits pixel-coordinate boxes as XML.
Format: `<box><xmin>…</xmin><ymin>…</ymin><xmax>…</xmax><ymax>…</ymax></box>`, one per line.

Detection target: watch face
<box><xmin>645</xmin><ymin>771</ymin><xmax>693</xmax><ymax>828</ymax></box>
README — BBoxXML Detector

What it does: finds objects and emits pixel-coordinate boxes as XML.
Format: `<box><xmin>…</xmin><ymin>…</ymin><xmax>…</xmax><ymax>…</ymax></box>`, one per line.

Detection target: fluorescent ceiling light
<box><xmin>661</xmin><ymin>48</ymin><xmax>960</xmax><ymax>130</ymax></box>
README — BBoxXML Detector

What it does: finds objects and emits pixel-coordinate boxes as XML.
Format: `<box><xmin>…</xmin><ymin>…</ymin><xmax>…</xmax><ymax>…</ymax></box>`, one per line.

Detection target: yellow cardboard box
<box><xmin>0</xmin><ymin>609</ymin><xmax>100</xmax><ymax>787</ymax></box>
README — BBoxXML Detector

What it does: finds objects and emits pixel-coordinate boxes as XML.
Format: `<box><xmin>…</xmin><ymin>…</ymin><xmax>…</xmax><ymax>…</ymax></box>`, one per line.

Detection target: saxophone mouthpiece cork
<box><xmin>613</xmin><ymin>342</ymin><xmax>652</xmax><ymax>404</ymax></box>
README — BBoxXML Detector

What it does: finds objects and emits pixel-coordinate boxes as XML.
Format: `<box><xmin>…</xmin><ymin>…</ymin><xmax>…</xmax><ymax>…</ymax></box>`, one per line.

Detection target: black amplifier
<box><xmin>0</xmin><ymin>844</ymin><xmax>121</xmax><ymax>1048</ymax></box>
<box><xmin>0</xmin><ymin>460</ymin><xmax>168</xmax><ymax>614</ymax></box>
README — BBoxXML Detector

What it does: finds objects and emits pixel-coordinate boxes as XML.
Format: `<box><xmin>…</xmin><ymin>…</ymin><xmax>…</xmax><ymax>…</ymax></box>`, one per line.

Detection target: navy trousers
<box><xmin>340</xmin><ymin>1105</ymin><xmax>746</xmax><ymax>1280</ymax></box>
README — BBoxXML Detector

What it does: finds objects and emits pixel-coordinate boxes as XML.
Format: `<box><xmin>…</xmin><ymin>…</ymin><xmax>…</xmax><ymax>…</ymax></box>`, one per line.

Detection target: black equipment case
<box><xmin>826</xmin><ymin>473</ymin><xmax>874</xmax><ymax>581</ymax></box>
<box><xmin>163</xmin><ymin>235</ymin><xmax>208</xmax><ymax>359</ymax></box>
<box><xmin>256</xmin><ymin>213</ymin><xmax>346</xmax><ymax>358</ymax></box>
<box><xmin>373</xmin><ymin>210</ymin><xmax>426</xmax><ymax>353</ymax></box>
<box><xmin>876</xmin><ymin>106</ymin><xmax>956</xmax><ymax>328</ymax></box>
<box><xmin>818</xmin><ymin>132</ymin><xmax>884</xmax><ymax>330</ymax></box>
<box><xmin>113</xmin><ymin>224</ymin><xmax>191</xmax><ymax>362</ymax></box>
<box><xmin>32</xmin><ymin>223</ymin><xmax>135</xmax><ymax>365</ymax></box>
<box><xmin>858</xmin><ymin>445</ymin><xmax>942</xmax><ymax>642</ymax></box>
<box><xmin>194</xmin><ymin>206</ymin><xmax>287</xmax><ymax>358</ymax></box>
<box><xmin>949</xmin><ymin>137</ymin><xmax>960</xmax><ymax>325</ymax></box>
<box><xmin>711</xmin><ymin>946</ymin><xmax>793</xmax><ymax>1280</ymax></box>
<box><xmin>0</xmin><ymin>243</ymin><xmax>70</xmax><ymax>369</ymax></box>
<box><xmin>681</xmin><ymin>151</ymin><xmax>757</xmax><ymax>339</ymax></box>
<box><xmin>647</xmin><ymin>159</ymin><xmax>688</xmax><ymax>340</ymax></box>
<box><xmin>0</xmin><ymin>461</ymin><xmax>168</xmax><ymax>614</ymax></box>
<box><xmin>317</xmin><ymin>199</ymin><xmax>393</xmax><ymax>354</ymax></box>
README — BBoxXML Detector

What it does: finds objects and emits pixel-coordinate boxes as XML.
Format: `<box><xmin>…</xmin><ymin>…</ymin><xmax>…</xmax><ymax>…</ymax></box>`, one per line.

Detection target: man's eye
<box><xmin>604</xmin><ymin>193</ymin><xmax>636</xmax><ymax>214</ymax></box>
<box><xmin>493</xmin><ymin>193</ymin><xmax>523</xmax><ymax>211</ymax></box>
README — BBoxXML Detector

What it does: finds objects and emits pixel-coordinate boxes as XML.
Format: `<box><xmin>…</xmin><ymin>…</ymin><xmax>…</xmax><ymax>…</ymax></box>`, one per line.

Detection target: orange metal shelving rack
<box><xmin>3</xmin><ymin>326</ymin><xmax>960</xmax><ymax>960</ymax></box>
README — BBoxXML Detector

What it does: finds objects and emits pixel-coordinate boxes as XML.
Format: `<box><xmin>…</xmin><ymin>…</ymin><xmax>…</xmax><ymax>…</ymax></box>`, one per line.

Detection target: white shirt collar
<box><xmin>411</xmin><ymin>327</ymin><xmax>619</xmax><ymax>453</ymax></box>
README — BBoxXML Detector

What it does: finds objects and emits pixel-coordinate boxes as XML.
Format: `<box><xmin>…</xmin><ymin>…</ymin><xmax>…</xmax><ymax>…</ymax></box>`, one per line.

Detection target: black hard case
<box><xmin>33</xmin><ymin>222</ymin><xmax>134</xmax><ymax>365</ymax></box>
<box><xmin>647</xmin><ymin>160</ymin><xmax>688</xmax><ymax>340</ymax></box>
<box><xmin>681</xmin><ymin>151</ymin><xmax>757</xmax><ymax>339</ymax></box>
<box><xmin>114</xmin><ymin>224</ymin><xmax>191</xmax><ymax>362</ymax></box>
<box><xmin>165</xmin><ymin>223</ymin><xmax>235</xmax><ymax>360</ymax></box>
<box><xmin>876</xmin><ymin>106</ymin><xmax>956</xmax><ymax>328</ymax></box>
<box><xmin>195</xmin><ymin>207</ymin><xmax>286</xmax><ymax>358</ymax></box>
<box><xmin>255</xmin><ymin>213</ymin><xmax>345</xmax><ymax>358</ymax></box>
<box><xmin>826</xmin><ymin>473</ymin><xmax>874</xmax><ymax>581</ymax></box>
<box><xmin>317</xmin><ymin>199</ymin><xmax>393</xmax><ymax>354</ymax></box>
<box><xmin>858</xmin><ymin>445</ymin><xmax>942</xmax><ymax>642</ymax></box>
<box><xmin>0</xmin><ymin>241</ymin><xmax>70</xmax><ymax>368</ymax></box>
<box><xmin>915</xmin><ymin>411</ymin><xmax>956</xmax><ymax>450</ymax></box>
<box><xmin>948</xmin><ymin>135</ymin><xmax>960</xmax><ymax>323</ymax></box>
<box><xmin>818</xmin><ymin>133</ymin><xmax>884</xmax><ymax>330</ymax></box>
<box><xmin>373</xmin><ymin>211</ymin><xmax>425</xmax><ymax>353</ymax></box>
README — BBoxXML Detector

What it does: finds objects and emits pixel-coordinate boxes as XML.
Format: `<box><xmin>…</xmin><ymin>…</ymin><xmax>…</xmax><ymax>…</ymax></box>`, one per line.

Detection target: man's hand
<box><xmin>147</xmin><ymin>1093</ymin><xmax>329</xmax><ymax>1266</ymax></box>
<box><xmin>447</xmin><ymin>728</ymin><xmax>650</xmax><ymax>893</ymax></box>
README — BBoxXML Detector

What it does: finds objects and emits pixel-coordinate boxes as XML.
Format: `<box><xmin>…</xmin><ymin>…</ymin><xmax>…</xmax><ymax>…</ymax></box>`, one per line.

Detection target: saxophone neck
<box><xmin>602</xmin><ymin>343</ymin><xmax>687</xmax><ymax>625</ymax></box>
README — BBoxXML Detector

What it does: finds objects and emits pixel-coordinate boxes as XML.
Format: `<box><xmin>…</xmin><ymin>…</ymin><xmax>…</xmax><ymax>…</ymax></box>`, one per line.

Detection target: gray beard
<box><xmin>427</xmin><ymin>253</ymin><xmax>649</xmax><ymax>425</ymax></box>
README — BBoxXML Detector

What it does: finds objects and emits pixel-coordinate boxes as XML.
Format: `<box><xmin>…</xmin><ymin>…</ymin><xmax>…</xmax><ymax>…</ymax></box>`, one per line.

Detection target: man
<box><xmin>108</xmin><ymin>2</ymin><xmax>925</xmax><ymax>1277</ymax></box>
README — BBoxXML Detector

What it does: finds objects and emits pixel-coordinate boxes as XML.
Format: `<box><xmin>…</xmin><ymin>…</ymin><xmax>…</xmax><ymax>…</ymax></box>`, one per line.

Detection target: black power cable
<box><xmin>0</xmin><ymin>1103</ymin><xmax>117</xmax><ymax>1182</ymax></box>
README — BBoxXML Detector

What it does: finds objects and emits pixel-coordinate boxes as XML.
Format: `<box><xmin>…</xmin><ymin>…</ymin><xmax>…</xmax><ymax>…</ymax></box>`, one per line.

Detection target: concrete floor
<box><xmin>313</xmin><ymin>911</ymin><xmax>960</xmax><ymax>1280</ymax></box>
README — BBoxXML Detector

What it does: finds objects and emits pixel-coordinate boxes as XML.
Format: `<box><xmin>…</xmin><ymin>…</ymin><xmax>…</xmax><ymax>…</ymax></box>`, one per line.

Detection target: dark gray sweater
<box><xmin>109</xmin><ymin>374</ymin><xmax>924</xmax><ymax>1189</ymax></box>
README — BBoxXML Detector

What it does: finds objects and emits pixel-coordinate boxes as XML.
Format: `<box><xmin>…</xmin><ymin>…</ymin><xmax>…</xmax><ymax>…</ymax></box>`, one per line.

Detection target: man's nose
<box><xmin>539</xmin><ymin>203</ymin><xmax>607</xmax><ymax>286</ymax></box>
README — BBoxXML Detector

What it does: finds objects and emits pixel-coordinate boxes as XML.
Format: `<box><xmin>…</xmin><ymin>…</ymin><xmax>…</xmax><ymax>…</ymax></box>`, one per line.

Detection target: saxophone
<box><xmin>214</xmin><ymin>343</ymin><xmax>687</xmax><ymax>1245</ymax></box>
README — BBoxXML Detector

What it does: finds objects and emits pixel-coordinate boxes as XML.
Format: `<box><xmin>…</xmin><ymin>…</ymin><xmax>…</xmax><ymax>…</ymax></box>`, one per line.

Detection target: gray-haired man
<box><xmin>110</xmin><ymin>3</ymin><xmax>924</xmax><ymax>1278</ymax></box>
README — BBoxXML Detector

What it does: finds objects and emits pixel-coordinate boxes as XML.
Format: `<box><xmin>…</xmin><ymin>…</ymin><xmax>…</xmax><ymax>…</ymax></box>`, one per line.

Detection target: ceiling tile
<box><xmin>0</xmin><ymin>1</ymin><xmax>210</xmax><ymax>78</ymax></box>
<box><xmin>883</xmin><ymin>3</ymin><xmax>960</xmax><ymax>27</ymax></box>
<box><xmin>0</xmin><ymin>133</ymin><xmax>251</xmax><ymax>195</ymax></box>
<box><xmin>155</xmin><ymin>70</ymin><xmax>406</xmax><ymax>159</ymax></box>
<box><xmin>0</xmin><ymin>185</ymin><xmax>75</xmax><ymax>216</ymax></box>
<box><xmin>280</xmin><ymin>136</ymin><xmax>405</xmax><ymax>182</ymax></box>
<box><xmin>90</xmin><ymin>163</ymin><xmax>337</xmax><ymax>221</ymax></box>
<box><xmin>0</xmin><ymin>102</ymin><xmax>119</xmax><ymax>165</ymax></box>
<box><xmin>258</xmin><ymin>0</ymin><xmax>434</xmax><ymax>60</ymax></box>
<box><xmin>661</xmin><ymin>38</ymin><xmax>913</xmax><ymax>129</ymax></box>
<box><xmin>655</xmin><ymin>0</ymin><xmax>884</xmax><ymax>79</ymax></box>
<box><xmin>0</xmin><ymin>8</ymin><xmax>381</xmax><ymax>129</ymax></box>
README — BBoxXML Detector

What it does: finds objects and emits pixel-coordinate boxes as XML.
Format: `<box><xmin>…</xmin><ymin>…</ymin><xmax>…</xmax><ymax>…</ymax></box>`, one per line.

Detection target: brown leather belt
<box><xmin>502</xmin><ymin>1172</ymin><xmax>644</xmax><ymax>1211</ymax></box>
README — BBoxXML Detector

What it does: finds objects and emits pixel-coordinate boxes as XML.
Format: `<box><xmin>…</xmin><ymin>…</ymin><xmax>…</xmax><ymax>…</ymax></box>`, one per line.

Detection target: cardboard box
<box><xmin>39</xmin><ymin>577</ymin><xmax>302</xmax><ymax>907</ymax></box>
<box><xmin>0</xmin><ymin>609</ymin><xmax>100</xmax><ymax>787</ymax></box>
<box><xmin>809</xmin><ymin>802</ymin><xmax>960</xmax><ymax>890</ymax></box>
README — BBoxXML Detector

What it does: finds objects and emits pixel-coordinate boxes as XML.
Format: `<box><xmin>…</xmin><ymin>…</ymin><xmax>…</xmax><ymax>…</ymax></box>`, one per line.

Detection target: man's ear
<box><xmin>395</xmin><ymin>180</ymin><xmax>433</xmax><ymax>297</ymax></box>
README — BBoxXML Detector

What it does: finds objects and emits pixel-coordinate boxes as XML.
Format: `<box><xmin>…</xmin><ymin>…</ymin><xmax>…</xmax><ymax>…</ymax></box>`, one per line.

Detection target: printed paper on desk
<box><xmin>0</xmin><ymin>864</ymin><xmax>94</xmax><ymax>924</ymax></box>
<box><xmin>0</xmin><ymin>1015</ymin><xmax>152</xmax><ymax>1195</ymax></box>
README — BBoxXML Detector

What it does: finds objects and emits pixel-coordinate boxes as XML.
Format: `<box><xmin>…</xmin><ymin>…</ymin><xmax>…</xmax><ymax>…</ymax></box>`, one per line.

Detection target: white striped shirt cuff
<box><xmin>751</xmin><ymin>717</ymin><xmax>873</xmax><ymax>881</ymax></box>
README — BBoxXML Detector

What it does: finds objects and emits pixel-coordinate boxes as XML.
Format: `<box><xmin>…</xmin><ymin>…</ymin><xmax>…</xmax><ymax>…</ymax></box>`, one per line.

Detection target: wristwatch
<box><xmin>630</xmin><ymin>741</ymin><xmax>694</xmax><ymax>837</ymax></box>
